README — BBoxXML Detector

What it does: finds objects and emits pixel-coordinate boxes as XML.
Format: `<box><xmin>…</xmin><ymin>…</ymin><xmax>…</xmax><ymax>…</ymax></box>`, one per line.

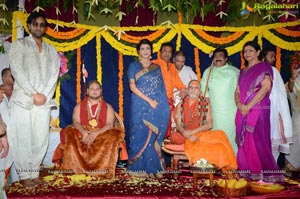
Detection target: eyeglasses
<box><xmin>31</xmin><ymin>22</ymin><xmax>46</xmax><ymax>28</ymax></box>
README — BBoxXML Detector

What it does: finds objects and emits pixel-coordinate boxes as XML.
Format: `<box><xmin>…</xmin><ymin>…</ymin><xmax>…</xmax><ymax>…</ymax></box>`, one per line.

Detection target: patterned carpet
<box><xmin>6</xmin><ymin>167</ymin><xmax>300</xmax><ymax>199</ymax></box>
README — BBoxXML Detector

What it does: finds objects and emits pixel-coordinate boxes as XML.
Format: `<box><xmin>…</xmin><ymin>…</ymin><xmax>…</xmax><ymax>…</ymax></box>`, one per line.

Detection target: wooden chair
<box><xmin>162</xmin><ymin>144</ymin><xmax>188</xmax><ymax>179</ymax></box>
<box><xmin>114</xmin><ymin>112</ymin><xmax>128</xmax><ymax>162</ymax></box>
<box><xmin>114</xmin><ymin>112</ymin><xmax>124</xmax><ymax>129</ymax></box>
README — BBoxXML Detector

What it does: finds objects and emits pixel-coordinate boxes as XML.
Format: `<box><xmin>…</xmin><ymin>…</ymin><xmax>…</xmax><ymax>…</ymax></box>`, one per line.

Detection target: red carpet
<box><xmin>6</xmin><ymin>168</ymin><xmax>300</xmax><ymax>199</ymax></box>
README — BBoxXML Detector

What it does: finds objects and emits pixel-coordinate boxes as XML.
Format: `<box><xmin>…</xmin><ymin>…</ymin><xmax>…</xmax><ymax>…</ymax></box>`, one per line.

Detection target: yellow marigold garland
<box><xmin>96</xmin><ymin>32</ymin><xmax>102</xmax><ymax>83</ymax></box>
<box><xmin>55</xmin><ymin>81</ymin><xmax>61</xmax><ymax>126</ymax></box>
<box><xmin>44</xmin><ymin>29</ymin><xmax>98</xmax><ymax>52</ymax></box>
<box><xmin>118</xmin><ymin>52</ymin><xmax>124</xmax><ymax>119</ymax></box>
<box><xmin>10</xmin><ymin>11</ymin><xmax>300</xmax><ymax>117</ymax></box>
<box><xmin>12</xmin><ymin>11</ymin><xmax>300</xmax><ymax>55</ymax></box>
<box><xmin>176</xmin><ymin>27</ymin><xmax>181</xmax><ymax>51</ymax></box>
<box><xmin>194</xmin><ymin>48</ymin><xmax>201</xmax><ymax>80</ymax></box>
<box><xmin>258</xmin><ymin>33</ymin><xmax>263</xmax><ymax>50</ymax></box>
<box><xmin>276</xmin><ymin>46</ymin><xmax>281</xmax><ymax>72</ymax></box>
<box><xmin>76</xmin><ymin>48</ymin><xmax>81</xmax><ymax>103</ymax></box>
<box><xmin>262</xmin><ymin>30</ymin><xmax>300</xmax><ymax>51</ymax></box>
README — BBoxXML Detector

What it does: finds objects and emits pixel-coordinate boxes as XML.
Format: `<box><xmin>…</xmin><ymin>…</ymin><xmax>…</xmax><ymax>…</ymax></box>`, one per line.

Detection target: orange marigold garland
<box><xmin>178</xmin><ymin>12</ymin><xmax>183</xmax><ymax>24</ymax></box>
<box><xmin>46</xmin><ymin>28</ymin><xmax>86</xmax><ymax>40</ymax></box>
<box><xmin>240</xmin><ymin>51</ymin><xmax>245</xmax><ymax>70</ymax></box>
<box><xmin>118</xmin><ymin>52</ymin><xmax>124</xmax><ymax>119</ymax></box>
<box><xmin>120</xmin><ymin>29</ymin><xmax>167</xmax><ymax>43</ymax></box>
<box><xmin>76</xmin><ymin>48</ymin><xmax>81</xmax><ymax>103</ymax></box>
<box><xmin>194</xmin><ymin>29</ymin><xmax>245</xmax><ymax>45</ymax></box>
<box><xmin>276</xmin><ymin>47</ymin><xmax>281</xmax><ymax>72</ymax></box>
<box><xmin>275</xmin><ymin>28</ymin><xmax>300</xmax><ymax>37</ymax></box>
<box><xmin>194</xmin><ymin>48</ymin><xmax>201</xmax><ymax>80</ymax></box>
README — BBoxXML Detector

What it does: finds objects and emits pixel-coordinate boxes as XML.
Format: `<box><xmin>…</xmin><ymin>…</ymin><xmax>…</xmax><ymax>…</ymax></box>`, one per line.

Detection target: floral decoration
<box><xmin>11</xmin><ymin>11</ymin><xmax>300</xmax><ymax>121</ymax></box>
<box><xmin>290</xmin><ymin>51</ymin><xmax>300</xmax><ymax>70</ymax></box>
<box><xmin>58</xmin><ymin>52</ymin><xmax>69</xmax><ymax>78</ymax></box>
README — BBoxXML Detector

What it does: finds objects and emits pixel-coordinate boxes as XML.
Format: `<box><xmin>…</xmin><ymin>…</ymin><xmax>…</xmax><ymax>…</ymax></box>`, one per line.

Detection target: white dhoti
<box><xmin>270</xmin><ymin>68</ymin><xmax>293</xmax><ymax>160</ymax></box>
<box><xmin>9</xmin><ymin>103</ymin><xmax>50</xmax><ymax>180</ymax></box>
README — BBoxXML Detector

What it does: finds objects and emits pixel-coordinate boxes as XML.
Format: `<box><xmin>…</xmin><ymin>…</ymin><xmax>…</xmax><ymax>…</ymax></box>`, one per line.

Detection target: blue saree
<box><xmin>127</xmin><ymin>61</ymin><xmax>170</xmax><ymax>174</ymax></box>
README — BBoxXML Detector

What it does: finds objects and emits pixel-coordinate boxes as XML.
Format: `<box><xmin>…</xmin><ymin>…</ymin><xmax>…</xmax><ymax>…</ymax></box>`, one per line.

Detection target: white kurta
<box><xmin>0</xmin><ymin>94</ymin><xmax>13</xmax><ymax>199</ymax></box>
<box><xmin>173</xmin><ymin>65</ymin><xmax>197</xmax><ymax>106</ymax></box>
<box><xmin>8</xmin><ymin>35</ymin><xmax>60</xmax><ymax>180</ymax></box>
<box><xmin>201</xmin><ymin>63</ymin><xmax>239</xmax><ymax>154</ymax></box>
<box><xmin>286</xmin><ymin>75</ymin><xmax>300</xmax><ymax>169</ymax></box>
<box><xmin>269</xmin><ymin>67</ymin><xmax>293</xmax><ymax>159</ymax></box>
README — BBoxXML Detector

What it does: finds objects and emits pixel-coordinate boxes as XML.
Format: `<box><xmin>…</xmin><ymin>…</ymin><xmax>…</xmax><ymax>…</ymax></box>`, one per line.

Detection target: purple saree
<box><xmin>235</xmin><ymin>62</ymin><xmax>284</xmax><ymax>182</ymax></box>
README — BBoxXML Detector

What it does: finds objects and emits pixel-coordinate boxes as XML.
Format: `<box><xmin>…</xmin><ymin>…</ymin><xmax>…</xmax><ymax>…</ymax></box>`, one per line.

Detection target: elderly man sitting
<box><xmin>174</xmin><ymin>80</ymin><xmax>237</xmax><ymax>170</ymax></box>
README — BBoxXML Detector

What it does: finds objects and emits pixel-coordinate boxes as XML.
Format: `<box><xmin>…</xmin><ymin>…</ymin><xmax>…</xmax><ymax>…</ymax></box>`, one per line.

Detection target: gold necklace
<box><xmin>88</xmin><ymin>101</ymin><xmax>100</xmax><ymax>128</ymax></box>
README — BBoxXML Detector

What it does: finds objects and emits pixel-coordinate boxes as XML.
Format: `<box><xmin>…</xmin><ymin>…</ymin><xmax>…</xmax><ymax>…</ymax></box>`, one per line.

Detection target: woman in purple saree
<box><xmin>235</xmin><ymin>41</ymin><xmax>284</xmax><ymax>182</ymax></box>
<box><xmin>127</xmin><ymin>39</ymin><xmax>170</xmax><ymax>178</ymax></box>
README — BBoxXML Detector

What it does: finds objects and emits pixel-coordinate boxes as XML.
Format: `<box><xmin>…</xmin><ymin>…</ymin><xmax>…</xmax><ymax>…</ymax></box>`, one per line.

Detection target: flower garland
<box><xmin>240</xmin><ymin>51</ymin><xmax>245</xmax><ymax>70</ymax></box>
<box><xmin>11</xmin><ymin>11</ymin><xmax>300</xmax><ymax>121</ymax></box>
<box><xmin>101</xmin><ymin>28</ymin><xmax>178</xmax><ymax>56</ymax></box>
<box><xmin>58</xmin><ymin>52</ymin><xmax>69</xmax><ymax>78</ymax></box>
<box><xmin>193</xmin><ymin>30</ymin><xmax>245</xmax><ymax>45</ymax></box>
<box><xmin>76</xmin><ymin>48</ymin><xmax>81</xmax><ymax>103</ymax></box>
<box><xmin>96</xmin><ymin>32</ymin><xmax>102</xmax><ymax>83</ymax></box>
<box><xmin>194</xmin><ymin>48</ymin><xmax>201</xmax><ymax>80</ymax></box>
<box><xmin>290</xmin><ymin>51</ymin><xmax>300</xmax><ymax>70</ymax></box>
<box><xmin>178</xmin><ymin>12</ymin><xmax>183</xmax><ymax>24</ymax></box>
<box><xmin>275</xmin><ymin>28</ymin><xmax>300</xmax><ymax>37</ymax></box>
<box><xmin>276</xmin><ymin>47</ymin><xmax>281</xmax><ymax>72</ymax></box>
<box><xmin>46</xmin><ymin>27</ymin><xmax>87</xmax><ymax>40</ymax></box>
<box><xmin>44</xmin><ymin>29</ymin><xmax>97</xmax><ymax>52</ymax></box>
<box><xmin>12</xmin><ymin>11</ymin><xmax>300</xmax><ymax>54</ymax></box>
<box><xmin>120</xmin><ymin>29</ymin><xmax>167</xmax><ymax>43</ymax></box>
<box><xmin>55</xmin><ymin>81</ymin><xmax>61</xmax><ymax>126</ymax></box>
<box><xmin>118</xmin><ymin>52</ymin><xmax>124</xmax><ymax>119</ymax></box>
<box><xmin>176</xmin><ymin>26</ymin><xmax>182</xmax><ymax>51</ymax></box>
<box><xmin>262</xmin><ymin>30</ymin><xmax>300</xmax><ymax>51</ymax></box>
<box><xmin>258</xmin><ymin>33</ymin><xmax>262</xmax><ymax>51</ymax></box>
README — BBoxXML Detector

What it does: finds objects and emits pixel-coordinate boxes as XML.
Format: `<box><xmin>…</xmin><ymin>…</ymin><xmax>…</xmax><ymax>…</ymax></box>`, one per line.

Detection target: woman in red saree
<box><xmin>235</xmin><ymin>41</ymin><xmax>284</xmax><ymax>182</ymax></box>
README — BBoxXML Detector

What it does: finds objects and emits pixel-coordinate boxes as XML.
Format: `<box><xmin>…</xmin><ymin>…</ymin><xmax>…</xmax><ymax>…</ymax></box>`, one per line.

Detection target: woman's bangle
<box><xmin>0</xmin><ymin>132</ymin><xmax>6</xmax><ymax>138</ymax></box>
<box><xmin>290</xmin><ymin>78</ymin><xmax>295</xmax><ymax>82</ymax></box>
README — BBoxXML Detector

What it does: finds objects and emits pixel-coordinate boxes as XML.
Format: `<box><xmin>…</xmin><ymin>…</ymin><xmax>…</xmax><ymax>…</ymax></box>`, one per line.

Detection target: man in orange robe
<box><xmin>175</xmin><ymin>80</ymin><xmax>237</xmax><ymax>170</ymax></box>
<box><xmin>152</xmin><ymin>42</ymin><xmax>186</xmax><ymax>138</ymax></box>
<box><xmin>60</xmin><ymin>80</ymin><xmax>125</xmax><ymax>179</ymax></box>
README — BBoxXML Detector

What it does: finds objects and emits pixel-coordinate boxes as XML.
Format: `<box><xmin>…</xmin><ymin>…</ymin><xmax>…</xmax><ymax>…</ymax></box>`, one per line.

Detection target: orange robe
<box><xmin>152</xmin><ymin>58</ymin><xmax>186</xmax><ymax>137</ymax></box>
<box><xmin>152</xmin><ymin>59</ymin><xmax>185</xmax><ymax>99</ymax></box>
<box><xmin>61</xmin><ymin>98</ymin><xmax>125</xmax><ymax>179</ymax></box>
<box><xmin>182</xmin><ymin>97</ymin><xmax>237</xmax><ymax>170</ymax></box>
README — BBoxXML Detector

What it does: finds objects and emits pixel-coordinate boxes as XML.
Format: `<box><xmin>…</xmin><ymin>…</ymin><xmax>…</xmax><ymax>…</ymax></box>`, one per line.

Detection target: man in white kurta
<box><xmin>261</xmin><ymin>49</ymin><xmax>293</xmax><ymax>161</ymax></box>
<box><xmin>201</xmin><ymin>48</ymin><xmax>239</xmax><ymax>154</ymax></box>
<box><xmin>286</xmin><ymin>67</ymin><xmax>300</xmax><ymax>172</ymax></box>
<box><xmin>8</xmin><ymin>12</ymin><xmax>60</xmax><ymax>187</ymax></box>
<box><xmin>173</xmin><ymin>51</ymin><xmax>198</xmax><ymax>106</ymax></box>
<box><xmin>0</xmin><ymin>93</ymin><xmax>13</xmax><ymax>199</ymax></box>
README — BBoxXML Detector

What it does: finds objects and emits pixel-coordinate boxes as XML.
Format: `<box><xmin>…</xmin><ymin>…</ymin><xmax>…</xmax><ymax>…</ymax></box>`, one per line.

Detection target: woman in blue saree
<box><xmin>127</xmin><ymin>39</ymin><xmax>170</xmax><ymax>178</ymax></box>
